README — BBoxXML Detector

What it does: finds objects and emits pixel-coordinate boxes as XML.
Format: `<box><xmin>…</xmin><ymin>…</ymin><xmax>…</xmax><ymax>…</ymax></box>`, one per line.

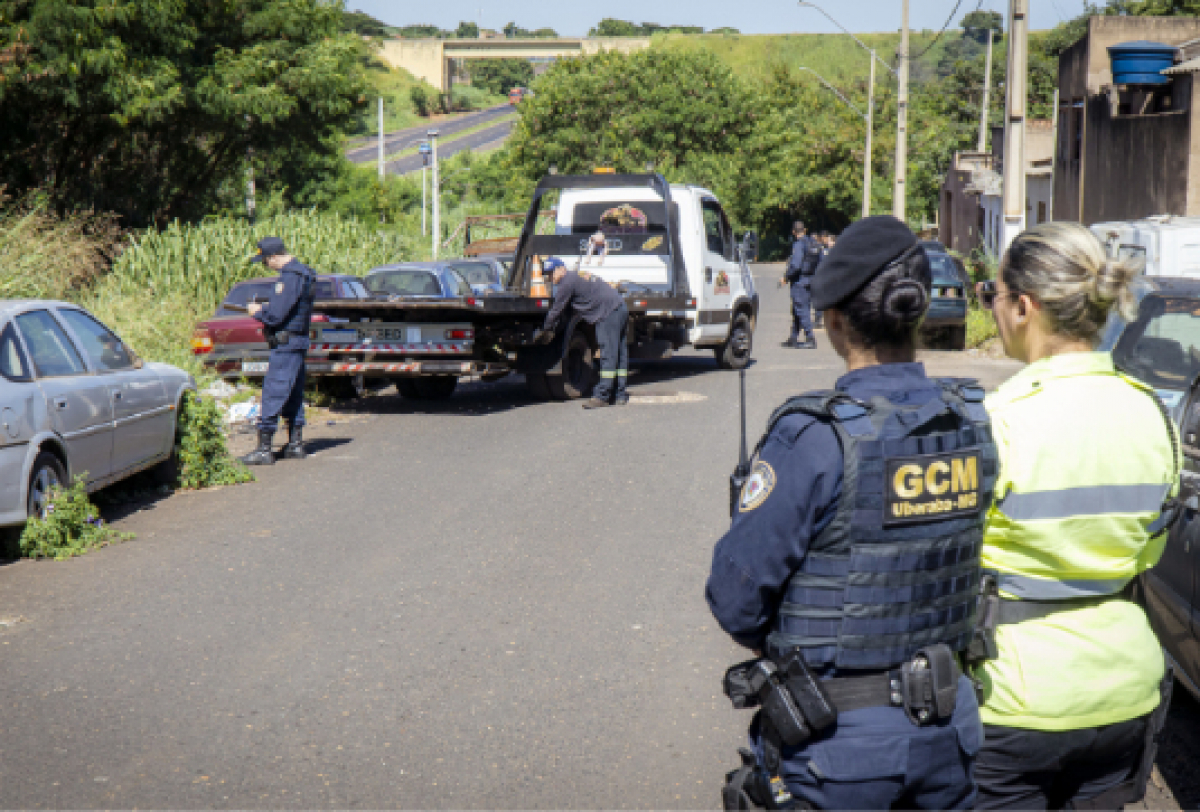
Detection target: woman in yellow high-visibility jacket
<box><xmin>974</xmin><ymin>222</ymin><xmax>1179</xmax><ymax>810</ymax></box>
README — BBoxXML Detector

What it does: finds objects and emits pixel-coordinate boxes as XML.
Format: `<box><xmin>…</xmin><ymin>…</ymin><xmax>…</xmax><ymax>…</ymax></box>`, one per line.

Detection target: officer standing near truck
<box><xmin>781</xmin><ymin>222</ymin><xmax>820</xmax><ymax>349</ymax></box>
<box><xmin>243</xmin><ymin>236</ymin><xmax>317</xmax><ymax>465</ymax></box>
<box><xmin>711</xmin><ymin>216</ymin><xmax>991</xmax><ymax>810</ymax></box>
<box><xmin>533</xmin><ymin>257</ymin><xmax>629</xmax><ymax>409</ymax></box>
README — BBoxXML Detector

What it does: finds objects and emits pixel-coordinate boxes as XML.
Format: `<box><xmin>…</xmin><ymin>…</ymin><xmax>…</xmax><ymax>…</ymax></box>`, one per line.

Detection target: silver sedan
<box><xmin>0</xmin><ymin>300</ymin><xmax>194</xmax><ymax>528</ymax></box>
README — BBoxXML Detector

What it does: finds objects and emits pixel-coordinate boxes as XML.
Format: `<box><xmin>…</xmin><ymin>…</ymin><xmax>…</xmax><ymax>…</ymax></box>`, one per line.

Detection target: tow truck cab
<box><xmin>549</xmin><ymin>184</ymin><xmax>758</xmax><ymax>355</ymax></box>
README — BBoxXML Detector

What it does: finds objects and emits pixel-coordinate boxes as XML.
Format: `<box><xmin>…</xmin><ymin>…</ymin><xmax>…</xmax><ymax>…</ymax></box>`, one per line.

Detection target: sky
<box><xmin>354</xmin><ymin>0</ymin><xmax>1096</xmax><ymax>37</ymax></box>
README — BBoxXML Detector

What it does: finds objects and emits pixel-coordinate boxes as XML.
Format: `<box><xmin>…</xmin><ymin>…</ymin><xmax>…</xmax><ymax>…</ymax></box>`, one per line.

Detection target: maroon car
<box><xmin>190</xmin><ymin>274</ymin><xmax>368</xmax><ymax>382</ymax></box>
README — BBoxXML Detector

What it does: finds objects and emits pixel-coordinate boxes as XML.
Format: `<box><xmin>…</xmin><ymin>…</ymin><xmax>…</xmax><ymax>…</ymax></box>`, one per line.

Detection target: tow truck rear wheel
<box><xmin>525</xmin><ymin>373</ymin><xmax>552</xmax><ymax>400</ymax></box>
<box><xmin>715</xmin><ymin>313</ymin><xmax>753</xmax><ymax>370</ymax></box>
<box><xmin>550</xmin><ymin>331</ymin><xmax>597</xmax><ymax>400</ymax></box>
<box><xmin>414</xmin><ymin>376</ymin><xmax>458</xmax><ymax>400</ymax></box>
<box><xmin>395</xmin><ymin>378</ymin><xmax>419</xmax><ymax>399</ymax></box>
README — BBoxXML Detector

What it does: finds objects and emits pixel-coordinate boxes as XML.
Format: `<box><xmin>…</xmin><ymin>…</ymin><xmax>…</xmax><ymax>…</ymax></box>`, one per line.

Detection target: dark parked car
<box><xmin>191</xmin><ymin>274</ymin><xmax>368</xmax><ymax>381</ymax></box>
<box><xmin>1102</xmin><ymin>275</ymin><xmax>1200</xmax><ymax>700</ymax></box>
<box><xmin>920</xmin><ymin>250</ymin><xmax>969</xmax><ymax>350</ymax></box>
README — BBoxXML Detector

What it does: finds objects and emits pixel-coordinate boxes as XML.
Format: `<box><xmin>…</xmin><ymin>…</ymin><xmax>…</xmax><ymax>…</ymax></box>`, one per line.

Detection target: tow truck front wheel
<box><xmin>715</xmin><ymin>314</ymin><xmax>753</xmax><ymax>370</ymax></box>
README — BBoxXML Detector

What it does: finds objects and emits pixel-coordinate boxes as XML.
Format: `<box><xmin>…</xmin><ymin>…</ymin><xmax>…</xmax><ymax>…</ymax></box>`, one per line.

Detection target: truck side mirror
<box><xmin>741</xmin><ymin>231</ymin><xmax>759</xmax><ymax>262</ymax></box>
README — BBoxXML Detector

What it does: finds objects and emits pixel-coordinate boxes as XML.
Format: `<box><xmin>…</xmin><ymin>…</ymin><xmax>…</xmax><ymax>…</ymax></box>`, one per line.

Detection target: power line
<box><xmin>910</xmin><ymin>0</ymin><xmax>972</xmax><ymax>61</ymax></box>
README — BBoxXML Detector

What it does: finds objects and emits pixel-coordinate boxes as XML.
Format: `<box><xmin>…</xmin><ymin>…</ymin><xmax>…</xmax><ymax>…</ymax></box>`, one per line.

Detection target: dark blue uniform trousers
<box><xmin>753</xmin><ymin>674</ymin><xmax>981</xmax><ymax>810</ymax></box>
<box><xmin>789</xmin><ymin>280</ymin><xmax>814</xmax><ymax>341</ymax></box>
<box><xmin>592</xmin><ymin>303</ymin><xmax>629</xmax><ymax>403</ymax></box>
<box><xmin>258</xmin><ymin>347</ymin><xmax>307</xmax><ymax>434</ymax></box>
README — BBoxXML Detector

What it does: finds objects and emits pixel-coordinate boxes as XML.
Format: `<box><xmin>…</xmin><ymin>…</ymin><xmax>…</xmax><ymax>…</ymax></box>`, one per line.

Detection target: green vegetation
<box><xmin>0</xmin><ymin>0</ymin><xmax>369</xmax><ymax>228</ymax></box>
<box><xmin>343</xmin><ymin>9</ymin><xmax>395</xmax><ymax>37</ymax></box>
<box><xmin>590</xmin><ymin>18</ymin><xmax>706</xmax><ymax>36</ymax></box>
<box><xmin>503</xmin><ymin>22</ymin><xmax>559</xmax><ymax>38</ymax></box>
<box><xmin>967</xmin><ymin>308</ymin><xmax>999</xmax><ymax>349</ymax></box>
<box><xmin>0</xmin><ymin>195</ymin><xmax>120</xmax><ymax>300</ymax></box>
<box><xmin>177</xmin><ymin>393</ymin><xmax>255</xmax><ymax>490</ymax></box>
<box><xmin>471</xmin><ymin>59</ymin><xmax>535</xmax><ymax>96</ymax></box>
<box><xmin>20</xmin><ymin>477</ymin><xmax>133</xmax><ymax>560</ymax></box>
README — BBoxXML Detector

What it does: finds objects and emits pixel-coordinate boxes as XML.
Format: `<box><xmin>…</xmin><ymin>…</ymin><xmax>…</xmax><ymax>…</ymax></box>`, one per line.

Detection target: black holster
<box><xmin>892</xmin><ymin>644</ymin><xmax>960</xmax><ymax>726</ymax></box>
<box><xmin>965</xmin><ymin>571</ymin><xmax>1000</xmax><ymax>668</ymax></box>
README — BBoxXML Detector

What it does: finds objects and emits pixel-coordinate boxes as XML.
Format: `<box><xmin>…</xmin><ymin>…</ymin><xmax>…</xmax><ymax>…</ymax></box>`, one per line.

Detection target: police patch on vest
<box><xmin>275</xmin><ymin>282</ymin><xmax>284</xmax><ymax>293</ymax></box>
<box><xmin>739</xmin><ymin>461</ymin><xmax>776</xmax><ymax>512</ymax></box>
<box><xmin>885</xmin><ymin>451</ymin><xmax>981</xmax><ymax>525</ymax></box>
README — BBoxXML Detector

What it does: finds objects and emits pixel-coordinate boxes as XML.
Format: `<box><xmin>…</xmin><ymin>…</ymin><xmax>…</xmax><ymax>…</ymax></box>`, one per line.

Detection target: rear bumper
<box><xmin>922</xmin><ymin>299</ymin><xmax>967</xmax><ymax>329</ymax></box>
<box><xmin>204</xmin><ymin>357</ymin><xmax>509</xmax><ymax>379</ymax></box>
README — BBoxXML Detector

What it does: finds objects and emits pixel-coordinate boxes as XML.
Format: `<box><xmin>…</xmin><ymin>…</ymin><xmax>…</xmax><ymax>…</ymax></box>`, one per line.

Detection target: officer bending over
<box><xmin>243</xmin><ymin>237</ymin><xmax>317</xmax><ymax>465</ymax></box>
<box><xmin>533</xmin><ymin>257</ymin><xmax>629</xmax><ymax>409</ymax></box>
<box><xmin>971</xmin><ymin>222</ymin><xmax>1179</xmax><ymax>810</ymax></box>
<box><xmin>781</xmin><ymin>222</ymin><xmax>821</xmax><ymax>349</ymax></box>
<box><xmin>709</xmin><ymin>216</ymin><xmax>992</xmax><ymax>810</ymax></box>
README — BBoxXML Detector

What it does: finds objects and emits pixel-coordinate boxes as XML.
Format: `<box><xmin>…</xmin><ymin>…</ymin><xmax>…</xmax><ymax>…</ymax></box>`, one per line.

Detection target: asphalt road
<box><xmin>346</xmin><ymin>105</ymin><xmax>516</xmax><ymax>167</ymax></box>
<box><xmin>385</xmin><ymin>119</ymin><xmax>516</xmax><ymax>176</ymax></box>
<box><xmin>1</xmin><ymin>267</ymin><xmax>1194</xmax><ymax>809</ymax></box>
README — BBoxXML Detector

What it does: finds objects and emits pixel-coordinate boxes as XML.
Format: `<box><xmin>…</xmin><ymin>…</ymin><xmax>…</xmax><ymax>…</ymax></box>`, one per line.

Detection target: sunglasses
<box><xmin>978</xmin><ymin>280</ymin><xmax>1019</xmax><ymax>310</ymax></box>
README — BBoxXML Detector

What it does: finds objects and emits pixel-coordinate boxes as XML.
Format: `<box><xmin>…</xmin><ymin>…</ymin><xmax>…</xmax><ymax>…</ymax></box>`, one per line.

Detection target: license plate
<box><xmin>358</xmin><ymin>326</ymin><xmax>409</xmax><ymax>342</ymax></box>
<box><xmin>322</xmin><ymin>329</ymin><xmax>358</xmax><ymax>343</ymax></box>
<box><xmin>242</xmin><ymin>361</ymin><xmax>269</xmax><ymax>373</ymax></box>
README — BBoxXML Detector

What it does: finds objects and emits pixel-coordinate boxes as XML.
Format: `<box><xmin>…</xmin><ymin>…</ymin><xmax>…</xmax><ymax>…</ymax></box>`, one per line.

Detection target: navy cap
<box><xmin>542</xmin><ymin>257</ymin><xmax>565</xmax><ymax>272</ymax></box>
<box><xmin>811</xmin><ymin>216</ymin><xmax>919</xmax><ymax>311</ymax></box>
<box><xmin>249</xmin><ymin>236</ymin><xmax>286</xmax><ymax>264</ymax></box>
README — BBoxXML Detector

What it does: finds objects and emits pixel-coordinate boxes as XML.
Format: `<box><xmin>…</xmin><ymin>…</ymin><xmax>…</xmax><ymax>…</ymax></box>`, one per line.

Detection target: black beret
<box><xmin>811</xmin><ymin>215</ymin><xmax>918</xmax><ymax>311</ymax></box>
<box><xmin>249</xmin><ymin>236</ymin><xmax>286</xmax><ymax>264</ymax></box>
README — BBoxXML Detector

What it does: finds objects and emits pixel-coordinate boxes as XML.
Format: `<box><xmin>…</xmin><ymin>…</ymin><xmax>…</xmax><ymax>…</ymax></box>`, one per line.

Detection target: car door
<box><xmin>14</xmin><ymin>309</ymin><xmax>113</xmax><ymax>485</ymax></box>
<box><xmin>700</xmin><ymin>198</ymin><xmax>737</xmax><ymax>339</ymax></box>
<box><xmin>56</xmin><ymin>308</ymin><xmax>170</xmax><ymax>476</ymax></box>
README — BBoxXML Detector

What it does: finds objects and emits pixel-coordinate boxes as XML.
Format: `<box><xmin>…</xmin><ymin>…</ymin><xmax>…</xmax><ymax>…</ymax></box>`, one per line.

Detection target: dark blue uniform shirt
<box><xmin>787</xmin><ymin>236</ymin><xmax>811</xmax><ymax>280</ymax></box>
<box><xmin>256</xmin><ymin>259</ymin><xmax>315</xmax><ymax>331</ymax></box>
<box><xmin>706</xmin><ymin>362</ymin><xmax>944</xmax><ymax>653</ymax></box>
<box><xmin>543</xmin><ymin>270</ymin><xmax>622</xmax><ymax>330</ymax></box>
<box><xmin>706</xmin><ymin>362</ymin><xmax>983</xmax><ymax>810</ymax></box>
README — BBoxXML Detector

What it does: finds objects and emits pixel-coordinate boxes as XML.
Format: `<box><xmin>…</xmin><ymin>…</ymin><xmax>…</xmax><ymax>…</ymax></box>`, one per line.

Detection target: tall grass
<box><xmin>0</xmin><ymin>195</ymin><xmax>121</xmax><ymax>300</ymax></box>
<box><xmin>82</xmin><ymin>212</ymin><xmax>416</xmax><ymax>373</ymax></box>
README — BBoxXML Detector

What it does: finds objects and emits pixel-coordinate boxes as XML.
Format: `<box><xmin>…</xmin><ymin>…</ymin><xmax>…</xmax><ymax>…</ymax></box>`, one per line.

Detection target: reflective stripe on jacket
<box><xmin>979</xmin><ymin>351</ymin><xmax>1179</xmax><ymax>731</ymax></box>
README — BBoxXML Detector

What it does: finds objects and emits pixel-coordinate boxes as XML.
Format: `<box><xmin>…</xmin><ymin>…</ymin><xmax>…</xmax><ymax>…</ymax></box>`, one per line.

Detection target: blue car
<box><xmin>921</xmin><ymin>250</ymin><xmax>969</xmax><ymax>350</ymax></box>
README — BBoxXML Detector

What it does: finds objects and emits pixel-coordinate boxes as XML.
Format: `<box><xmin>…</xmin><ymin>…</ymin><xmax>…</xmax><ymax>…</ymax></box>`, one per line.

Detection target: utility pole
<box><xmin>893</xmin><ymin>0</ymin><xmax>909</xmax><ymax>223</ymax></box>
<box><xmin>1049</xmin><ymin>88</ymin><xmax>1060</xmax><ymax>222</ymax></box>
<box><xmin>428</xmin><ymin>130</ymin><xmax>440</xmax><ymax>259</ymax></box>
<box><xmin>377</xmin><ymin>97</ymin><xmax>385</xmax><ymax>180</ymax></box>
<box><xmin>1000</xmin><ymin>0</ymin><xmax>1029</xmax><ymax>254</ymax></box>
<box><xmin>978</xmin><ymin>29</ymin><xmax>994</xmax><ymax>153</ymax></box>
<box><xmin>864</xmin><ymin>53</ymin><xmax>876</xmax><ymax>218</ymax></box>
<box><xmin>420</xmin><ymin>141</ymin><xmax>432</xmax><ymax>236</ymax></box>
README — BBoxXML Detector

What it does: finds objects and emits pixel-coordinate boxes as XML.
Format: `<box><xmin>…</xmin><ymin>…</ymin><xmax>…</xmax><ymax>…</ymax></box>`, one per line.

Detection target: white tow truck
<box><xmin>312</xmin><ymin>173</ymin><xmax>759</xmax><ymax>400</ymax></box>
<box><xmin>1091</xmin><ymin>215</ymin><xmax>1200</xmax><ymax>277</ymax></box>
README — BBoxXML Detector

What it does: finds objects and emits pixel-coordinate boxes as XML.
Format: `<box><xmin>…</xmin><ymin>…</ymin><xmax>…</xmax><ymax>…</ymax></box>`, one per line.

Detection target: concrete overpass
<box><xmin>377</xmin><ymin>38</ymin><xmax>652</xmax><ymax>93</ymax></box>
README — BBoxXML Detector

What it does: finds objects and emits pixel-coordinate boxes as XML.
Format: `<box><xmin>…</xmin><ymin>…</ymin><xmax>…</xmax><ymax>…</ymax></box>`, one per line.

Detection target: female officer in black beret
<box><xmin>708</xmin><ymin>216</ymin><xmax>996</xmax><ymax>810</ymax></box>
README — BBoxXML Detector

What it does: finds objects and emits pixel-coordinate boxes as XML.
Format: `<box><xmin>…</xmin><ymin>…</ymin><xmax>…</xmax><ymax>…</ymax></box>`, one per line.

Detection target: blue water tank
<box><xmin>1108</xmin><ymin>40</ymin><xmax>1178</xmax><ymax>86</ymax></box>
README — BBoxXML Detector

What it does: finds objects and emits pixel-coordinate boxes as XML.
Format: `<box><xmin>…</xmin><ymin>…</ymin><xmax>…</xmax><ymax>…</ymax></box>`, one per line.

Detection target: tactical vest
<box><xmin>799</xmin><ymin>243</ymin><xmax>823</xmax><ymax>277</ymax></box>
<box><xmin>764</xmin><ymin>380</ymin><xmax>999</xmax><ymax>670</ymax></box>
<box><xmin>281</xmin><ymin>264</ymin><xmax>316</xmax><ymax>334</ymax></box>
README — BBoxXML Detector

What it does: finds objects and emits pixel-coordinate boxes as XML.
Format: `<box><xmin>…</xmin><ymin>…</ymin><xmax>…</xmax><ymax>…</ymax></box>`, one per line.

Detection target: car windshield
<box><xmin>366</xmin><ymin>270</ymin><xmax>442</xmax><ymax>296</ymax></box>
<box><xmin>1112</xmin><ymin>293</ymin><xmax>1200</xmax><ymax>391</ymax></box>
<box><xmin>927</xmin><ymin>254</ymin><xmax>962</xmax><ymax>286</ymax></box>
<box><xmin>448</xmin><ymin>262</ymin><xmax>498</xmax><ymax>287</ymax></box>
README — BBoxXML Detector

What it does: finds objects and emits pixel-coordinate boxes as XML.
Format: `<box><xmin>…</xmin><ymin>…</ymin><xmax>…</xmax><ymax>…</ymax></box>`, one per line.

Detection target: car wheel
<box><xmin>321</xmin><ymin>375</ymin><xmax>365</xmax><ymax>401</ymax></box>
<box><xmin>715</xmin><ymin>314</ymin><xmax>753</xmax><ymax>370</ymax></box>
<box><xmin>27</xmin><ymin>451</ymin><xmax>66</xmax><ymax>521</ymax></box>
<box><xmin>395</xmin><ymin>378</ymin><xmax>420</xmax><ymax>399</ymax></box>
<box><xmin>560</xmin><ymin>330</ymin><xmax>597</xmax><ymax>400</ymax></box>
<box><xmin>151</xmin><ymin>416</ymin><xmax>182</xmax><ymax>487</ymax></box>
<box><xmin>414</xmin><ymin>376</ymin><xmax>458</xmax><ymax>400</ymax></box>
<box><xmin>526</xmin><ymin>373</ymin><xmax>552</xmax><ymax>400</ymax></box>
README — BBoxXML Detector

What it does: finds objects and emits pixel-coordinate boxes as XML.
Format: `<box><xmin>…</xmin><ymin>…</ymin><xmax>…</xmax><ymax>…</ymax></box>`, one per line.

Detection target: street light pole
<box><xmin>378</xmin><ymin>97</ymin><xmax>385</xmax><ymax>180</ymax></box>
<box><xmin>1000</xmin><ymin>0</ymin><xmax>1029</xmax><ymax>254</ymax></box>
<box><xmin>864</xmin><ymin>54</ymin><xmax>875</xmax><ymax>218</ymax></box>
<box><xmin>894</xmin><ymin>0</ymin><xmax>909</xmax><ymax>222</ymax></box>
<box><xmin>978</xmin><ymin>29</ymin><xmax>994</xmax><ymax>152</ymax></box>
<box><xmin>428</xmin><ymin>130</ymin><xmax>440</xmax><ymax>259</ymax></box>
<box><xmin>419</xmin><ymin>141</ymin><xmax>432</xmax><ymax>237</ymax></box>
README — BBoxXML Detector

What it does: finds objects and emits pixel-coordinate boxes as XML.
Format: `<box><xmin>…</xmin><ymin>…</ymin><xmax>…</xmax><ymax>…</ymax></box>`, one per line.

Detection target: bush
<box><xmin>20</xmin><ymin>476</ymin><xmax>132</xmax><ymax>560</ymax></box>
<box><xmin>0</xmin><ymin>193</ymin><xmax>122</xmax><ymax>300</ymax></box>
<box><xmin>411</xmin><ymin>86</ymin><xmax>430</xmax><ymax>116</ymax></box>
<box><xmin>967</xmin><ymin>307</ymin><xmax>999</xmax><ymax>349</ymax></box>
<box><xmin>177</xmin><ymin>392</ymin><xmax>255</xmax><ymax>490</ymax></box>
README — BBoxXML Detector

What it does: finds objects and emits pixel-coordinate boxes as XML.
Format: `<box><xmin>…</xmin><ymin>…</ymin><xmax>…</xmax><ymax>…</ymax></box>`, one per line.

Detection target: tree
<box><xmin>470</xmin><ymin>59</ymin><xmax>535</xmax><ymax>95</ymax></box>
<box><xmin>455</xmin><ymin>21</ymin><xmax>480</xmax><ymax>39</ymax></box>
<box><xmin>397</xmin><ymin>24</ymin><xmax>449</xmax><ymax>39</ymax></box>
<box><xmin>503</xmin><ymin>22</ymin><xmax>558</xmax><ymax>38</ymax></box>
<box><xmin>0</xmin><ymin>0</ymin><xmax>369</xmax><ymax>227</ymax></box>
<box><xmin>343</xmin><ymin>10</ymin><xmax>391</xmax><ymax>37</ymax></box>
<box><xmin>961</xmin><ymin>10</ymin><xmax>1003</xmax><ymax>44</ymax></box>
<box><xmin>590</xmin><ymin>18</ymin><xmax>643</xmax><ymax>37</ymax></box>
<box><xmin>505</xmin><ymin>49</ymin><xmax>753</xmax><ymax>181</ymax></box>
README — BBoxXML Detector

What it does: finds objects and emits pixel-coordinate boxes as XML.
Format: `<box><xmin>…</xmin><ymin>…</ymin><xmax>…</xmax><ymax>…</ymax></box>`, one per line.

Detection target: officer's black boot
<box><xmin>781</xmin><ymin>337</ymin><xmax>800</xmax><ymax>348</ymax></box>
<box><xmin>281</xmin><ymin>423</ymin><xmax>308</xmax><ymax>460</ymax></box>
<box><xmin>797</xmin><ymin>333</ymin><xmax>817</xmax><ymax>349</ymax></box>
<box><xmin>241</xmin><ymin>430</ymin><xmax>276</xmax><ymax>466</ymax></box>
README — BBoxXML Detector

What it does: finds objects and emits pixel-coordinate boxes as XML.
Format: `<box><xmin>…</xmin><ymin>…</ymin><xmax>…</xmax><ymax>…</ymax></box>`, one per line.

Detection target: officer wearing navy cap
<box><xmin>243</xmin><ymin>236</ymin><xmax>317</xmax><ymax>465</ymax></box>
<box><xmin>709</xmin><ymin>216</ymin><xmax>995</xmax><ymax>810</ymax></box>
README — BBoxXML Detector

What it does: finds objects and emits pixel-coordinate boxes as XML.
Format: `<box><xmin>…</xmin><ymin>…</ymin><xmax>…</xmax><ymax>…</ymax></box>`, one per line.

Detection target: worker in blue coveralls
<box><xmin>533</xmin><ymin>257</ymin><xmax>629</xmax><ymax>409</ymax></box>
<box><xmin>781</xmin><ymin>221</ymin><xmax>821</xmax><ymax>349</ymax></box>
<box><xmin>710</xmin><ymin>215</ymin><xmax>994</xmax><ymax>811</ymax></box>
<box><xmin>242</xmin><ymin>236</ymin><xmax>317</xmax><ymax>465</ymax></box>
